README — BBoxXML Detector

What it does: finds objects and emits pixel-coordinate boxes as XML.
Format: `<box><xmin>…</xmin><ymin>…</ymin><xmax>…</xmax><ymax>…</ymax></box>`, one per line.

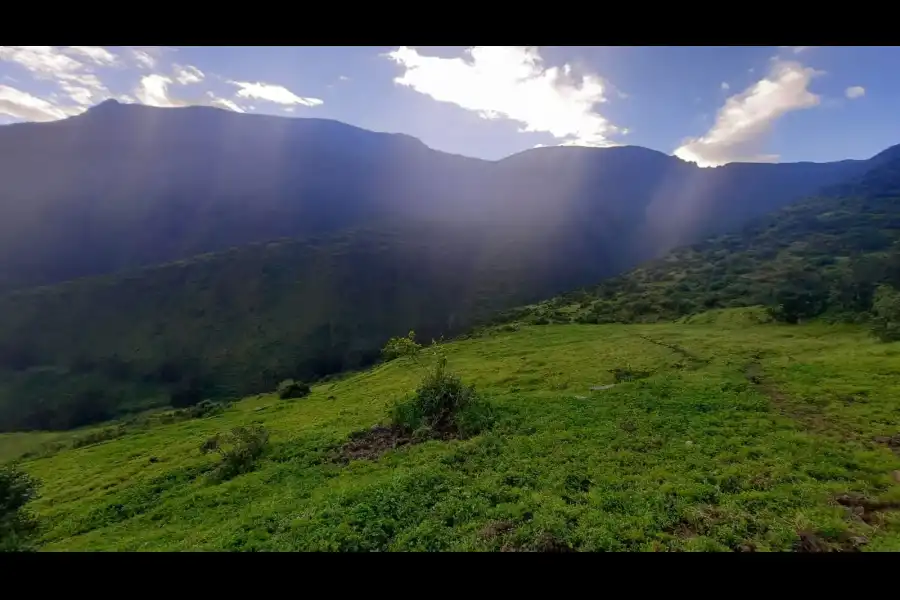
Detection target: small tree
<box><xmin>381</xmin><ymin>330</ymin><xmax>422</xmax><ymax>362</ymax></box>
<box><xmin>871</xmin><ymin>285</ymin><xmax>900</xmax><ymax>341</ymax></box>
<box><xmin>277</xmin><ymin>379</ymin><xmax>310</xmax><ymax>400</ymax></box>
<box><xmin>391</xmin><ymin>354</ymin><xmax>493</xmax><ymax>439</ymax></box>
<box><xmin>200</xmin><ymin>425</ymin><xmax>270</xmax><ymax>482</ymax></box>
<box><xmin>0</xmin><ymin>465</ymin><xmax>40</xmax><ymax>552</ymax></box>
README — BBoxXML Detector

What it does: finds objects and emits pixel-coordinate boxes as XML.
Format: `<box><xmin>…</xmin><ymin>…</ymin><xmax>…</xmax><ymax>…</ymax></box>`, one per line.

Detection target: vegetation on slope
<box><xmin>1</xmin><ymin>105</ymin><xmax>893</xmax><ymax>433</ymax></box>
<box><xmin>496</xmin><ymin>155</ymin><xmax>900</xmax><ymax>330</ymax></box>
<box><xmin>0</xmin><ymin>463</ymin><xmax>40</xmax><ymax>551</ymax></box>
<box><xmin>3</xmin><ymin>316</ymin><xmax>900</xmax><ymax>551</ymax></box>
<box><xmin>0</xmin><ymin>222</ymin><xmax>607</xmax><ymax>432</ymax></box>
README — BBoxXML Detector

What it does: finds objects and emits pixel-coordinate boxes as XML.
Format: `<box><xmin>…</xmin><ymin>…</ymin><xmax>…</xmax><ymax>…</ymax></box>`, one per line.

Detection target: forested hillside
<box><xmin>500</xmin><ymin>146</ymin><xmax>900</xmax><ymax>328</ymax></box>
<box><xmin>0</xmin><ymin>102</ymin><xmax>893</xmax><ymax>432</ymax></box>
<box><xmin>0</xmin><ymin>219</ymin><xmax>628</xmax><ymax>431</ymax></box>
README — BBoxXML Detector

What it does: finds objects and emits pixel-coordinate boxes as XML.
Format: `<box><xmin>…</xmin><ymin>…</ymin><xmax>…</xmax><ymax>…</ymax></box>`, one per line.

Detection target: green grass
<box><xmin>10</xmin><ymin>314</ymin><xmax>900</xmax><ymax>551</ymax></box>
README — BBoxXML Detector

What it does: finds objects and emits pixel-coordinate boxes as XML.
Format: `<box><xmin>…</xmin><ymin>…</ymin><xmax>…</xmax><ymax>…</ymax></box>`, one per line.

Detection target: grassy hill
<box><xmin>4</xmin><ymin>313</ymin><xmax>900</xmax><ymax>551</ymax></box>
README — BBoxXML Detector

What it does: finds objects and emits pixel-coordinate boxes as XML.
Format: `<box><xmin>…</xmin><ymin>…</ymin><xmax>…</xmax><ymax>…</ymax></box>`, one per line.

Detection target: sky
<box><xmin>1</xmin><ymin>45</ymin><xmax>898</xmax><ymax>167</ymax></box>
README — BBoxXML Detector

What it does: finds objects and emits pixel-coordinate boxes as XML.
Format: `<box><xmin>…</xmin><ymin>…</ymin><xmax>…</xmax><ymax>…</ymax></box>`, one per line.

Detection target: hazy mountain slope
<box><xmin>499</xmin><ymin>146</ymin><xmax>900</xmax><ymax>326</ymax></box>
<box><xmin>0</xmin><ymin>102</ymin><xmax>486</xmax><ymax>291</ymax></box>
<box><xmin>0</xmin><ymin>218</ymin><xmax>633</xmax><ymax>431</ymax></box>
<box><xmin>0</xmin><ymin>103</ymin><xmax>889</xmax><ymax>431</ymax></box>
<box><xmin>0</xmin><ymin>102</ymin><xmax>870</xmax><ymax>292</ymax></box>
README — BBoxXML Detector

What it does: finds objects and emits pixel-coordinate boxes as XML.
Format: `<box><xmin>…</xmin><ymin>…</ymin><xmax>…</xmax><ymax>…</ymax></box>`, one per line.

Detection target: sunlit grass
<box><xmin>12</xmin><ymin>313</ymin><xmax>900</xmax><ymax>551</ymax></box>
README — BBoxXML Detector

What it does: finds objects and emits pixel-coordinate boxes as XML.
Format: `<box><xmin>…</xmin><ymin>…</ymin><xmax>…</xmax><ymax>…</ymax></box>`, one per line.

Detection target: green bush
<box><xmin>277</xmin><ymin>379</ymin><xmax>311</xmax><ymax>400</ymax></box>
<box><xmin>70</xmin><ymin>425</ymin><xmax>128</xmax><ymax>449</ymax></box>
<box><xmin>391</xmin><ymin>356</ymin><xmax>493</xmax><ymax>439</ymax></box>
<box><xmin>174</xmin><ymin>399</ymin><xmax>229</xmax><ymax>419</ymax></box>
<box><xmin>200</xmin><ymin>425</ymin><xmax>270</xmax><ymax>482</ymax></box>
<box><xmin>381</xmin><ymin>330</ymin><xmax>422</xmax><ymax>361</ymax></box>
<box><xmin>871</xmin><ymin>285</ymin><xmax>900</xmax><ymax>341</ymax></box>
<box><xmin>0</xmin><ymin>464</ymin><xmax>40</xmax><ymax>552</ymax></box>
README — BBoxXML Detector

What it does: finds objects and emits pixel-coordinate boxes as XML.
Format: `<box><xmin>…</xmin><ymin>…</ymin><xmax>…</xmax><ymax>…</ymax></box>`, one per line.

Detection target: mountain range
<box><xmin>0</xmin><ymin>100</ymin><xmax>897</xmax><ymax>431</ymax></box>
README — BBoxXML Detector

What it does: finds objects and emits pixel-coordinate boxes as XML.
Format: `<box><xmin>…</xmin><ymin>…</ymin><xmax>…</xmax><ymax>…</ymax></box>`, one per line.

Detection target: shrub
<box><xmin>70</xmin><ymin>425</ymin><xmax>127</xmax><ymax>449</ymax></box>
<box><xmin>174</xmin><ymin>399</ymin><xmax>228</xmax><ymax>420</ymax></box>
<box><xmin>381</xmin><ymin>330</ymin><xmax>422</xmax><ymax>361</ymax></box>
<box><xmin>0</xmin><ymin>465</ymin><xmax>40</xmax><ymax>552</ymax></box>
<box><xmin>199</xmin><ymin>425</ymin><xmax>270</xmax><ymax>482</ymax></box>
<box><xmin>871</xmin><ymin>284</ymin><xmax>900</xmax><ymax>341</ymax></box>
<box><xmin>391</xmin><ymin>356</ymin><xmax>493</xmax><ymax>439</ymax></box>
<box><xmin>277</xmin><ymin>379</ymin><xmax>310</xmax><ymax>400</ymax></box>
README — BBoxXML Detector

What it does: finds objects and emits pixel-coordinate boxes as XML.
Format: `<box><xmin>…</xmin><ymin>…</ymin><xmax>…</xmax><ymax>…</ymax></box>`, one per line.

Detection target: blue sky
<box><xmin>0</xmin><ymin>46</ymin><xmax>897</xmax><ymax>166</ymax></box>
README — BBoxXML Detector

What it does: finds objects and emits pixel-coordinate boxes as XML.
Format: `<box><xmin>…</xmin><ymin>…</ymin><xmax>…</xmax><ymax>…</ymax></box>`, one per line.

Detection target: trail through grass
<box><xmin>7</xmin><ymin>315</ymin><xmax>900</xmax><ymax>551</ymax></box>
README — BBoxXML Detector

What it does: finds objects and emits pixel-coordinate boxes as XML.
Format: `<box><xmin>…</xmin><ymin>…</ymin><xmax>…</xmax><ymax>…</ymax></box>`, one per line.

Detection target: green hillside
<box><xmin>499</xmin><ymin>158</ymin><xmax>900</xmax><ymax>328</ymax></box>
<box><xmin>0</xmin><ymin>222</ymin><xmax>581</xmax><ymax>432</ymax></box>
<box><xmin>4</xmin><ymin>314</ymin><xmax>900</xmax><ymax>551</ymax></box>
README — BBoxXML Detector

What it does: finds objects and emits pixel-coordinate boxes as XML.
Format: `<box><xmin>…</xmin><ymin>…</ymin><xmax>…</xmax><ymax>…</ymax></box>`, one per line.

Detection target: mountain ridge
<box><xmin>0</xmin><ymin>102</ymin><xmax>879</xmax><ymax>293</ymax></box>
<box><xmin>0</xmin><ymin>101</ymin><xmax>896</xmax><ymax>431</ymax></box>
<box><xmin>496</xmin><ymin>143</ymin><xmax>900</xmax><ymax>328</ymax></box>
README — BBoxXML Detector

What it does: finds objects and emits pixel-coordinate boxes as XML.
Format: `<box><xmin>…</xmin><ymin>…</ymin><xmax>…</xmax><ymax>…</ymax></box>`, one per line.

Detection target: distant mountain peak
<box><xmin>87</xmin><ymin>98</ymin><xmax>124</xmax><ymax>112</ymax></box>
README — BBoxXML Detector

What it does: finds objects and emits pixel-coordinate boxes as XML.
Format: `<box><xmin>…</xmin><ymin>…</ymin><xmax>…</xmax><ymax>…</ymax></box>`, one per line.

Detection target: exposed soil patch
<box><xmin>836</xmin><ymin>493</ymin><xmax>900</xmax><ymax>525</ymax></box>
<box><xmin>874</xmin><ymin>434</ymin><xmax>900</xmax><ymax>454</ymax></box>
<box><xmin>794</xmin><ymin>529</ymin><xmax>869</xmax><ymax>553</ymax></box>
<box><xmin>335</xmin><ymin>424</ymin><xmax>457</xmax><ymax>463</ymax></box>
<box><xmin>794</xmin><ymin>531</ymin><xmax>833</xmax><ymax>553</ymax></box>
<box><xmin>479</xmin><ymin>520</ymin><xmax>515</xmax><ymax>540</ymax></box>
<box><xmin>335</xmin><ymin>425</ymin><xmax>413</xmax><ymax>463</ymax></box>
<box><xmin>663</xmin><ymin>505</ymin><xmax>725</xmax><ymax>540</ymax></box>
<box><xmin>501</xmin><ymin>532</ymin><xmax>575</xmax><ymax>552</ymax></box>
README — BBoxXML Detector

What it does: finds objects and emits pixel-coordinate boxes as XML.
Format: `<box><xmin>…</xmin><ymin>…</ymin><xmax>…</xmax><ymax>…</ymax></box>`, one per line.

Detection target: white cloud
<box><xmin>720</xmin><ymin>82</ymin><xmax>730</xmax><ymax>91</ymax></box>
<box><xmin>385</xmin><ymin>46</ymin><xmax>622</xmax><ymax>147</ymax></box>
<box><xmin>845</xmin><ymin>85</ymin><xmax>866</xmax><ymax>99</ymax></box>
<box><xmin>58</xmin><ymin>83</ymin><xmax>94</xmax><ymax>106</ymax></box>
<box><xmin>57</xmin><ymin>72</ymin><xmax>109</xmax><ymax>106</ymax></box>
<box><xmin>228</xmin><ymin>80</ymin><xmax>323</xmax><ymax>107</ymax></box>
<box><xmin>0</xmin><ymin>46</ymin><xmax>83</xmax><ymax>76</ymax></box>
<box><xmin>674</xmin><ymin>59</ymin><xmax>822</xmax><ymax>167</ymax></box>
<box><xmin>131</xmin><ymin>49</ymin><xmax>156</xmax><ymax>69</ymax></box>
<box><xmin>135</xmin><ymin>74</ymin><xmax>182</xmax><ymax>108</ymax></box>
<box><xmin>174</xmin><ymin>64</ymin><xmax>204</xmax><ymax>85</ymax></box>
<box><xmin>0</xmin><ymin>46</ymin><xmax>111</xmax><ymax>109</ymax></box>
<box><xmin>206</xmin><ymin>91</ymin><xmax>244</xmax><ymax>113</ymax></box>
<box><xmin>66</xmin><ymin>46</ymin><xmax>117</xmax><ymax>66</ymax></box>
<box><xmin>0</xmin><ymin>84</ymin><xmax>80</xmax><ymax>121</ymax></box>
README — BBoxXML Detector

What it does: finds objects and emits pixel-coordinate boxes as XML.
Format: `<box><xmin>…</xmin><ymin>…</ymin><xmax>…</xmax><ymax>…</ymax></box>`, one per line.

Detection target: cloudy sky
<box><xmin>0</xmin><ymin>46</ymin><xmax>896</xmax><ymax>166</ymax></box>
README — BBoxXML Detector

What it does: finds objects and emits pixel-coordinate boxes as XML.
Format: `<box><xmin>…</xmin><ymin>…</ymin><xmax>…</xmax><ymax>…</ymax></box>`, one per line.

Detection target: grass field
<box><xmin>5</xmin><ymin>309</ymin><xmax>900</xmax><ymax>551</ymax></box>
